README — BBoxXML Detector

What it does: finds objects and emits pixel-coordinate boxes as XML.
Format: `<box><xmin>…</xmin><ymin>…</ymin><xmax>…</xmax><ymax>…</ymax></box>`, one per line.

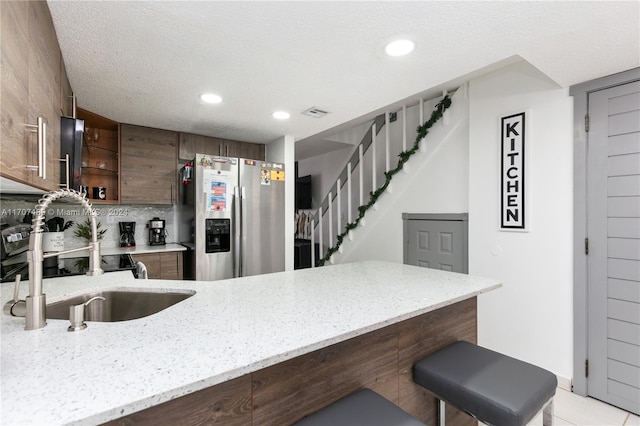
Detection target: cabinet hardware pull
<box><xmin>59</xmin><ymin>154</ymin><xmax>70</xmax><ymax>189</ymax></box>
<box><xmin>25</xmin><ymin>117</ymin><xmax>47</xmax><ymax>179</ymax></box>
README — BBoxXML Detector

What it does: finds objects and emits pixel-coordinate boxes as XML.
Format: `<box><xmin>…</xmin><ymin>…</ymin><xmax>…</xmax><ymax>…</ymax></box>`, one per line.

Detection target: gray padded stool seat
<box><xmin>413</xmin><ymin>341</ymin><xmax>557</xmax><ymax>426</ymax></box>
<box><xmin>293</xmin><ymin>389</ymin><xmax>426</xmax><ymax>426</ymax></box>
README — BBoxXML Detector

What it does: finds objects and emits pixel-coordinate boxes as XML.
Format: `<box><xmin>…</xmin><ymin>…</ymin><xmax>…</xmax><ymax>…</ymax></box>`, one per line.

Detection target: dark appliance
<box><xmin>148</xmin><ymin>217</ymin><xmax>166</xmax><ymax>246</ymax></box>
<box><xmin>295</xmin><ymin>174</ymin><xmax>312</xmax><ymax>209</ymax></box>
<box><xmin>93</xmin><ymin>187</ymin><xmax>107</xmax><ymax>200</ymax></box>
<box><xmin>119</xmin><ymin>222</ymin><xmax>136</xmax><ymax>248</ymax></box>
<box><xmin>60</xmin><ymin>117</ymin><xmax>84</xmax><ymax>191</ymax></box>
<box><xmin>205</xmin><ymin>219</ymin><xmax>230</xmax><ymax>253</ymax></box>
<box><xmin>1</xmin><ymin>223</ymin><xmax>31</xmax><ymax>283</ymax></box>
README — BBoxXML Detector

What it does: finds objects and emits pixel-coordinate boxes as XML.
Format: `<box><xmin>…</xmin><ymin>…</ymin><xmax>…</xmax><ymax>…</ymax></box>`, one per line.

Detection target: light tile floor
<box><xmin>483</xmin><ymin>387</ymin><xmax>639</xmax><ymax>425</ymax></box>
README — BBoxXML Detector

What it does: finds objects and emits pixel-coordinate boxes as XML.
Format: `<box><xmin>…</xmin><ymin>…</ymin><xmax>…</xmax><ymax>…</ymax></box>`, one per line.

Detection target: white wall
<box><xmin>298</xmin><ymin>145</ymin><xmax>357</xmax><ymax>209</ymax></box>
<box><xmin>267</xmin><ymin>135</ymin><xmax>296</xmax><ymax>271</ymax></box>
<box><xmin>468</xmin><ymin>61</ymin><xmax>574</xmax><ymax>382</ymax></box>
<box><xmin>331</xmin><ymin>88</ymin><xmax>469</xmax><ymax>264</ymax></box>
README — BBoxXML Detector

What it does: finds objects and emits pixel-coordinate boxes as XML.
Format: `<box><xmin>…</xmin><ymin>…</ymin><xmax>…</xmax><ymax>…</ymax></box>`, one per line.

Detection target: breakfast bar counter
<box><xmin>1</xmin><ymin>261</ymin><xmax>500</xmax><ymax>425</ymax></box>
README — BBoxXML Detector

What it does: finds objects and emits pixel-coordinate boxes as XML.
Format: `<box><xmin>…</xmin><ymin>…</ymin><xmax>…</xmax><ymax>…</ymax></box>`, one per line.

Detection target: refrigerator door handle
<box><xmin>234</xmin><ymin>186</ymin><xmax>241</xmax><ymax>278</ymax></box>
<box><xmin>240</xmin><ymin>186</ymin><xmax>247</xmax><ymax>277</ymax></box>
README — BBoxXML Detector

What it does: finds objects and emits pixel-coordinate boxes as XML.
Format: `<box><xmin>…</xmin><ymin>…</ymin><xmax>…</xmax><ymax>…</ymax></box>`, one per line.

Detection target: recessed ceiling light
<box><xmin>200</xmin><ymin>93</ymin><xmax>222</xmax><ymax>104</ymax></box>
<box><xmin>385</xmin><ymin>39</ymin><xmax>415</xmax><ymax>57</ymax></box>
<box><xmin>272</xmin><ymin>111</ymin><xmax>290</xmax><ymax>120</ymax></box>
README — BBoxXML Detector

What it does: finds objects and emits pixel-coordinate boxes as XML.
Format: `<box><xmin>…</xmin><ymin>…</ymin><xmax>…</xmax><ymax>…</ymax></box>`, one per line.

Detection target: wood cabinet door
<box><xmin>179</xmin><ymin>132</ymin><xmax>224</xmax><ymax>160</ymax></box>
<box><xmin>121</xmin><ymin>124</ymin><xmax>178</xmax><ymax>204</ymax></box>
<box><xmin>132</xmin><ymin>252</ymin><xmax>182</xmax><ymax>280</ymax></box>
<box><xmin>178</xmin><ymin>132</ymin><xmax>265</xmax><ymax>161</ymax></box>
<box><xmin>0</xmin><ymin>1</ymin><xmax>31</xmax><ymax>185</ymax></box>
<box><xmin>237</xmin><ymin>141</ymin><xmax>265</xmax><ymax>160</ymax></box>
<box><xmin>223</xmin><ymin>139</ymin><xmax>238</xmax><ymax>158</ymax></box>
<box><xmin>132</xmin><ymin>253</ymin><xmax>161</xmax><ymax>279</ymax></box>
<box><xmin>1</xmin><ymin>1</ymin><xmax>65</xmax><ymax>190</ymax></box>
<box><xmin>29</xmin><ymin>0</ymin><xmax>61</xmax><ymax>191</ymax></box>
<box><xmin>160</xmin><ymin>252</ymin><xmax>183</xmax><ymax>280</ymax></box>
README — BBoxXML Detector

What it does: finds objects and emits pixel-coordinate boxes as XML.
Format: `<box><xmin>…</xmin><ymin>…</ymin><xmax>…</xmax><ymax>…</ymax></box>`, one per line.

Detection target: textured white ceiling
<box><xmin>47</xmin><ymin>1</ymin><xmax>640</xmax><ymax>159</ymax></box>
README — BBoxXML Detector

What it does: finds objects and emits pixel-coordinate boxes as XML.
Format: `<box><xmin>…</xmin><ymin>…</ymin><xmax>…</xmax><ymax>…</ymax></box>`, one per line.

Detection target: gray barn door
<box><xmin>587</xmin><ymin>80</ymin><xmax>640</xmax><ymax>415</ymax></box>
<box><xmin>403</xmin><ymin>213</ymin><xmax>468</xmax><ymax>273</ymax></box>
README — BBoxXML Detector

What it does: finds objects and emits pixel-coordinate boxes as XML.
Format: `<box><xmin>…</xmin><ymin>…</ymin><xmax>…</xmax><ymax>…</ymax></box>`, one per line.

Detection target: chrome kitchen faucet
<box><xmin>3</xmin><ymin>189</ymin><xmax>104</xmax><ymax>330</ymax></box>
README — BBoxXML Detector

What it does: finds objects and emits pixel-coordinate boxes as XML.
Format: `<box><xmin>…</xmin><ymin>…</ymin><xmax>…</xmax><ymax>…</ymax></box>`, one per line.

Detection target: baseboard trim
<box><xmin>558</xmin><ymin>375</ymin><xmax>572</xmax><ymax>392</ymax></box>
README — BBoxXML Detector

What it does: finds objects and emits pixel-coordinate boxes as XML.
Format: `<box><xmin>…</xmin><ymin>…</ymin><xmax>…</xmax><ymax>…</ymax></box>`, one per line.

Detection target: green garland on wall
<box><xmin>317</xmin><ymin>95</ymin><xmax>453</xmax><ymax>266</ymax></box>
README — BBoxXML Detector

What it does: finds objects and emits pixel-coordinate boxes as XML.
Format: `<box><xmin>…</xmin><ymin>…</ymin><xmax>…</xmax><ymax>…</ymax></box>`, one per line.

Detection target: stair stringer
<box><xmin>327</xmin><ymin>88</ymin><xmax>469</xmax><ymax>266</ymax></box>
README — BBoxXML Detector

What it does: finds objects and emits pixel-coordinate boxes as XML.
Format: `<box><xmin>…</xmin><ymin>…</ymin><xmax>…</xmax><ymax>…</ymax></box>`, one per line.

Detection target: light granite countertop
<box><xmin>1</xmin><ymin>261</ymin><xmax>501</xmax><ymax>425</ymax></box>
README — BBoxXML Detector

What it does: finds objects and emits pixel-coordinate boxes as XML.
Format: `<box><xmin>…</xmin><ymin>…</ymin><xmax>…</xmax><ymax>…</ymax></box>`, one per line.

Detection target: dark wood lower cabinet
<box><xmin>102</xmin><ymin>297</ymin><xmax>478</xmax><ymax>426</ymax></box>
<box><xmin>131</xmin><ymin>252</ymin><xmax>183</xmax><ymax>280</ymax></box>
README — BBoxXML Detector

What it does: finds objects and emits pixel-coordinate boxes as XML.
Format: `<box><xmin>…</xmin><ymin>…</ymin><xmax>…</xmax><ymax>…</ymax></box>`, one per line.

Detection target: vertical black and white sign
<box><xmin>501</xmin><ymin>112</ymin><xmax>526</xmax><ymax>230</ymax></box>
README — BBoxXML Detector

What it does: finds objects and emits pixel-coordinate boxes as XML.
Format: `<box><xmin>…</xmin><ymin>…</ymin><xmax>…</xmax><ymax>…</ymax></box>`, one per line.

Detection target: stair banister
<box><xmin>336</xmin><ymin>178</ymin><xmax>341</xmax><ymax>234</ymax></box>
<box><xmin>328</xmin><ymin>192</ymin><xmax>333</xmax><ymax>248</ymax></box>
<box><xmin>402</xmin><ymin>105</ymin><xmax>407</xmax><ymax>152</ymax></box>
<box><xmin>318</xmin><ymin>206</ymin><xmax>323</xmax><ymax>261</ymax></box>
<box><xmin>359</xmin><ymin>145</ymin><xmax>364</xmax><ymax>207</ymax></box>
<box><xmin>372</xmin><ymin>122</ymin><xmax>377</xmax><ymax>190</ymax></box>
<box><xmin>347</xmin><ymin>162</ymin><xmax>353</xmax><ymax>224</ymax></box>
<box><xmin>385</xmin><ymin>112</ymin><xmax>391</xmax><ymax>172</ymax></box>
<box><xmin>309</xmin><ymin>92</ymin><xmax>453</xmax><ymax>266</ymax></box>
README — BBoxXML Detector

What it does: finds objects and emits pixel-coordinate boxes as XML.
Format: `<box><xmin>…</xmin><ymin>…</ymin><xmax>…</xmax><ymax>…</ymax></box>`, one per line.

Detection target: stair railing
<box><xmin>310</xmin><ymin>91</ymin><xmax>453</xmax><ymax>266</ymax></box>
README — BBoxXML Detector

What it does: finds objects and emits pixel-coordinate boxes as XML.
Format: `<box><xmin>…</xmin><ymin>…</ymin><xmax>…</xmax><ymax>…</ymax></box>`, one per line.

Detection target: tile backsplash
<box><xmin>0</xmin><ymin>197</ymin><xmax>177</xmax><ymax>250</ymax></box>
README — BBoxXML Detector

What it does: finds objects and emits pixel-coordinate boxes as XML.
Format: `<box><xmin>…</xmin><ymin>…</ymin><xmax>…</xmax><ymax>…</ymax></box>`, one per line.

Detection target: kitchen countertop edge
<box><xmin>1</xmin><ymin>261</ymin><xmax>501</xmax><ymax>425</ymax></box>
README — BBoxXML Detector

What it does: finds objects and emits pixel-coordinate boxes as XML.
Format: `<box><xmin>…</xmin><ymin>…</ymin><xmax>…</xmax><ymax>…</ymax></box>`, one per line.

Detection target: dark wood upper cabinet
<box><xmin>178</xmin><ymin>132</ymin><xmax>265</xmax><ymax>161</ymax></box>
<box><xmin>120</xmin><ymin>124</ymin><xmax>178</xmax><ymax>205</ymax></box>
<box><xmin>1</xmin><ymin>0</ymin><xmax>67</xmax><ymax>191</ymax></box>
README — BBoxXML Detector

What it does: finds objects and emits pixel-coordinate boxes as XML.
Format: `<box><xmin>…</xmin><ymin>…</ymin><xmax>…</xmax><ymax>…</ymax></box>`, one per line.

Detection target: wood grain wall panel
<box><xmin>102</xmin><ymin>374</ymin><xmax>252</xmax><ymax>426</ymax></box>
<box><xmin>252</xmin><ymin>323</ymin><xmax>399</xmax><ymax>426</ymax></box>
<box><xmin>104</xmin><ymin>298</ymin><xmax>478</xmax><ymax>425</ymax></box>
<box><xmin>398</xmin><ymin>297</ymin><xmax>477</xmax><ymax>426</ymax></box>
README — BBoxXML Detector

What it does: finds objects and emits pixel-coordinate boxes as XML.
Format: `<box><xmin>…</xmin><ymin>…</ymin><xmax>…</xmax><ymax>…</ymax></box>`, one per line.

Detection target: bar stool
<box><xmin>413</xmin><ymin>341</ymin><xmax>557</xmax><ymax>426</ymax></box>
<box><xmin>293</xmin><ymin>388</ymin><xmax>426</xmax><ymax>426</ymax></box>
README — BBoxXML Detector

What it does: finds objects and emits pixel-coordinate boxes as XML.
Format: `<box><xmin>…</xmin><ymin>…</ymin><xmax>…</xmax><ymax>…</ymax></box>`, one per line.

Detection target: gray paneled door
<box><xmin>587</xmin><ymin>80</ymin><xmax>640</xmax><ymax>415</ymax></box>
<box><xmin>403</xmin><ymin>213</ymin><xmax>468</xmax><ymax>273</ymax></box>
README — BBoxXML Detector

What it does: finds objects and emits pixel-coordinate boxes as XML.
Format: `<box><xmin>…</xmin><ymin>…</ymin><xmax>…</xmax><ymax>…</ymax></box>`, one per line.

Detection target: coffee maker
<box><xmin>148</xmin><ymin>217</ymin><xmax>166</xmax><ymax>246</ymax></box>
<box><xmin>119</xmin><ymin>222</ymin><xmax>136</xmax><ymax>248</ymax></box>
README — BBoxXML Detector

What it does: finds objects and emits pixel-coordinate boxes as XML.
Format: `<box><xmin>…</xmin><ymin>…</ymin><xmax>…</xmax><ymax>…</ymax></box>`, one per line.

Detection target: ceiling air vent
<box><xmin>301</xmin><ymin>107</ymin><xmax>330</xmax><ymax>118</ymax></box>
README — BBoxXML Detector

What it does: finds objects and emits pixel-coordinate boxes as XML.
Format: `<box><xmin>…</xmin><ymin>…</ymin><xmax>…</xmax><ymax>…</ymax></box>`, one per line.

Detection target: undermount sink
<box><xmin>46</xmin><ymin>288</ymin><xmax>196</xmax><ymax>322</ymax></box>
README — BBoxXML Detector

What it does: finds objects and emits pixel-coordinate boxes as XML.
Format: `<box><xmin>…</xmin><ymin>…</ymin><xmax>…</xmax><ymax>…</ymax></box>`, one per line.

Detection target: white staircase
<box><xmin>310</xmin><ymin>85</ymin><xmax>470</xmax><ymax>266</ymax></box>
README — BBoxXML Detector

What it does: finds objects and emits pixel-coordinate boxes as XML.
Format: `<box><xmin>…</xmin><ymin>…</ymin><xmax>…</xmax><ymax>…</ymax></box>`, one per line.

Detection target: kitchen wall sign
<box><xmin>500</xmin><ymin>111</ymin><xmax>528</xmax><ymax>231</ymax></box>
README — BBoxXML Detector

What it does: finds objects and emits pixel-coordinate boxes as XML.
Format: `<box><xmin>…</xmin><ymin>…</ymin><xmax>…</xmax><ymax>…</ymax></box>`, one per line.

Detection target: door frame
<box><xmin>570</xmin><ymin>67</ymin><xmax>640</xmax><ymax>396</ymax></box>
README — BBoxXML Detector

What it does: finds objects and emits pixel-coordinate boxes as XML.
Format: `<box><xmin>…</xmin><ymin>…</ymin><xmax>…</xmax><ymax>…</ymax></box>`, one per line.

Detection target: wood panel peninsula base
<box><xmin>104</xmin><ymin>298</ymin><xmax>478</xmax><ymax>426</ymax></box>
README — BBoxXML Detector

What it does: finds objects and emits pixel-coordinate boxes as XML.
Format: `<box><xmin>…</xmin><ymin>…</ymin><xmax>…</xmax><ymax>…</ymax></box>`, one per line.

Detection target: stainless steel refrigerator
<box><xmin>190</xmin><ymin>154</ymin><xmax>285</xmax><ymax>281</ymax></box>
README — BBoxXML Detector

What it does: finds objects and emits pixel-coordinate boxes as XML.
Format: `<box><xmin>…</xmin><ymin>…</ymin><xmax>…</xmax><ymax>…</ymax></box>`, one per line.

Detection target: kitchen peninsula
<box><xmin>1</xmin><ymin>261</ymin><xmax>500</xmax><ymax>425</ymax></box>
